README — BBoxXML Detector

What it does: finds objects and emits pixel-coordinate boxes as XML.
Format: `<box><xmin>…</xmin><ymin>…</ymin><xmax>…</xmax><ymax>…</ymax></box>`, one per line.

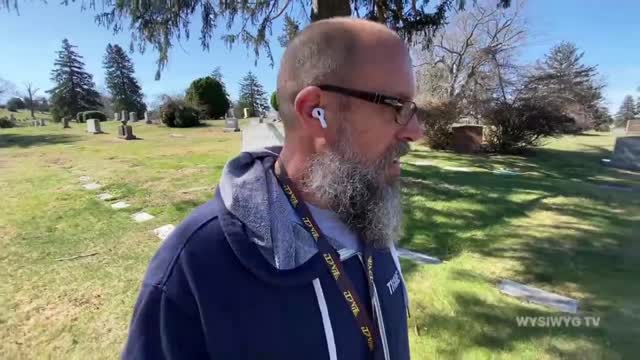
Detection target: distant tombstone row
<box><xmin>31</xmin><ymin>119</ymin><xmax>46</xmax><ymax>127</ymax></box>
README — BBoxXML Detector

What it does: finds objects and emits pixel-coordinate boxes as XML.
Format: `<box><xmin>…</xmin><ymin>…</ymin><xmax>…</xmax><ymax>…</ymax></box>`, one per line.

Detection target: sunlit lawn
<box><xmin>1</xmin><ymin>122</ymin><xmax>638</xmax><ymax>359</ymax></box>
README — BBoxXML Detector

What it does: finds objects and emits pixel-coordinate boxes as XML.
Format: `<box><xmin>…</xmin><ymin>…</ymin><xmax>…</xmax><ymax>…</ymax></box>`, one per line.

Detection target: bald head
<box><xmin>277</xmin><ymin>18</ymin><xmax>409</xmax><ymax>130</ymax></box>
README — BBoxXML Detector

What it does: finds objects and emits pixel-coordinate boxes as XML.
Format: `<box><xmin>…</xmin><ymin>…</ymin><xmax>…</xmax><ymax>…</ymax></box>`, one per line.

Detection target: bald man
<box><xmin>124</xmin><ymin>18</ymin><xmax>423</xmax><ymax>360</ymax></box>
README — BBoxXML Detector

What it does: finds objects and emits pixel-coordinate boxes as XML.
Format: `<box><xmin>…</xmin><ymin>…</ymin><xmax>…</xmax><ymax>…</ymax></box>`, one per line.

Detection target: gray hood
<box><xmin>219</xmin><ymin>146</ymin><xmax>349</xmax><ymax>269</ymax></box>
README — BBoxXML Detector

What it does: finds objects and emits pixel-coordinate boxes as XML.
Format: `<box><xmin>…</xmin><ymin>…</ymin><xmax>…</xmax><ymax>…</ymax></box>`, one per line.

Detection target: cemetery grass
<box><xmin>401</xmin><ymin>133</ymin><xmax>640</xmax><ymax>359</ymax></box>
<box><xmin>0</xmin><ymin>108</ymin><xmax>53</xmax><ymax>122</ymax></box>
<box><xmin>0</xmin><ymin>119</ymin><xmax>242</xmax><ymax>359</ymax></box>
<box><xmin>1</xmin><ymin>123</ymin><xmax>638</xmax><ymax>359</ymax></box>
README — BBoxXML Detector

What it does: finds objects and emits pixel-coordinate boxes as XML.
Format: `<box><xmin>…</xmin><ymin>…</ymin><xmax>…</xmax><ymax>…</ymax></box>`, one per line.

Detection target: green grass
<box><xmin>1</xmin><ymin>124</ymin><xmax>638</xmax><ymax>359</ymax></box>
<box><xmin>401</xmin><ymin>134</ymin><xmax>640</xmax><ymax>359</ymax></box>
<box><xmin>0</xmin><ymin>108</ymin><xmax>53</xmax><ymax>121</ymax></box>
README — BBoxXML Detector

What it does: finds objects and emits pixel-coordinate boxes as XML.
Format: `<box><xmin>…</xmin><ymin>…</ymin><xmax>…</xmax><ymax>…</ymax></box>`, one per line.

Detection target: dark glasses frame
<box><xmin>317</xmin><ymin>84</ymin><xmax>417</xmax><ymax>125</ymax></box>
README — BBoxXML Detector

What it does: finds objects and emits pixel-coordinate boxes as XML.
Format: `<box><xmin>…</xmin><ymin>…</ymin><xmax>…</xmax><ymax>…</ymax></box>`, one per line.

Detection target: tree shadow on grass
<box><xmin>0</xmin><ymin>133</ymin><xmax>82</xmax><ymax>148</ymax></box>
<box><xmin>411</xmin><ymin>282</ymin><xmax>624</xmax><ymax>358</ymax></box>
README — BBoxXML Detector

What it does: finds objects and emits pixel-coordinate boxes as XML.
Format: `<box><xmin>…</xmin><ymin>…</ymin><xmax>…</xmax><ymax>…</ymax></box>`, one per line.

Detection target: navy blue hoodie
<box><xmin>123</xmin><ymin>148</ymin><xmax>410</xmax><ymax>360</ymax></box>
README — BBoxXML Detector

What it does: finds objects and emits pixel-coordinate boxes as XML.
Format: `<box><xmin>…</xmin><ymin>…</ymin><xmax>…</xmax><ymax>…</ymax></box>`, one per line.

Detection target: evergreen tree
<box><xmin>524</xmin><ymin>42</ymin><xmax>604</xmax><ymax>130</ymax></box>
<box><xmin>103</xmin><ymin>44</ymin><xmax>147</xmax><ymax>117</ymax></box>
<box><xmin>616</xmin><ymin>95</ymin><xmax>636</xmax><ymax>121</ymax></box>
<box><xmin>238</xmin><ymin>71</ymin><xmax>269</xmax><ymax>117</ymax></box>
<box><xmin>186</xmin><ymin>76</ymin><xmax>230</xmax><ymax>119</ymax></box>
<box><xmin>210</xmin><ymin>67</ymin><xmax>230</xmax><ymax>101</ymax></box>
<box><xmin>47</xmin><ymin>39</ymin><xmax>102</xmax><ymax>121</ymax></box>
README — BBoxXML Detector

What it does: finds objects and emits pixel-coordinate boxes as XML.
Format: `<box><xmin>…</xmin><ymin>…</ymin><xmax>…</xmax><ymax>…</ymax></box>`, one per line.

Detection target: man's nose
<box><xmin>396</xmin><ymin>114</ymin><xmax>424</xmax><ymax>143</ymax></box>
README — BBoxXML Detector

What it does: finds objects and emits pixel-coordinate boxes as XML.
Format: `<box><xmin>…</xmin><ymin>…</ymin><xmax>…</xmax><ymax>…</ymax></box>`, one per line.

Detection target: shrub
<box><xmin>7</xmin><ymin>97</ymin><xmax>25</xmax><ymax>111</ymax></box>
<box><xmin>0</xmin><ymin>116</ymin><xmax>15</xmax><ymax>128</ymax></box>
<box><xmin>185</xmin><ymin>77</ymin><xmax>230</xmax><ymax>119</ymax></box>
<box><xmin>270</xmin><ymin>91</ymin><xmax>279</xmax><ymax>111</ymax></box>
<box><xmin>82</xmin><ymin>111</ymin><xmax>107</xmax><ymax>122</ymax></box>
<box><xmin>416</xmin><ymin>99</ymin><xmax>459</xmax><ymax>150</ymax></box>
<box><xmin>160</xmin><ymin>98</ymin><xmax>200</xmax><ymax>128</ymax></box>
<box><xmin>483</xmin><ymin>100</ymin><xmax>575</xmax><ymax>154</ymax></box>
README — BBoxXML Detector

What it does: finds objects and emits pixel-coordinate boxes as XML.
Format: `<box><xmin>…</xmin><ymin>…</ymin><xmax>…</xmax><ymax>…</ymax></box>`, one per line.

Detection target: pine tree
<box><xmin>616</xmin><ymin>95</ymin><xmax>636</xmax><ymax>121</ymax></box>
<box><xmin>103</xmin><ymin>44</ymin><xmax>147</xmax><ymax>117</ymax></box>
<box><xmin>210</xmin><ymin>67</ymin><xmax>230</xmax><ymax>101</ymax></box>
<box><xmin>238</xmin><ymin>71</ymin><xmax>269</xmax><ymax>117</ymax></box>
<box><xmin>524</xmin><ymin>42</ymin><xmax>604</xmax><ymax>130</ymax></box>
<box><xmin>47</xmin><ymin>39</ymin><xmax>102</xmax><ymax>121</ymax></box>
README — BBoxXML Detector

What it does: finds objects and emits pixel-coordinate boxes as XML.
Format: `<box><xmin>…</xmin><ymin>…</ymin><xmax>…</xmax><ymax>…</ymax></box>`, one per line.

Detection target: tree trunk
<box><xmin>311</xmin><ymin>0</ymin><xmax>351</xmax><ymax>22</ymax></box>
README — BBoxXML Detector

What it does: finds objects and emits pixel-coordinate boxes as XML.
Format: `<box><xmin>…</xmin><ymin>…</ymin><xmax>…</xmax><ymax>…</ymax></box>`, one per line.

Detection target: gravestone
<box><xmin>153</xmin><ymin>224</ymin><xmax>175</xmax><ymax>240</ymax></box>
<box><xmin>452</xmin><ymin>125</ymin><xmax>484</xmax><ymax>153</ymax></box>
<box><xmin>224</xmin><ymin>117</ymin><xmax>240</xmax><ymax>132</ymax></box>
<box><xmin>129</xmin><ymin>111</ymin><xmax>137</xmax><ymax>122</ymax></box>
<box><xmin>243</xmin><ymin>107</ymin><xmax>249</xmax><ymax>119</ymax></box>
<box><xmin>607</xmin><ymin>136</ymin><xmax>640</xmax><ymax>171</ymax></box>
<box><xmin>114</xmin><ymin>112</ymin><xmax>120</xmax><ymax>122</ymax></box>
<box><xmin>144</xmin><ymin>111</ymin><xmax>151</xmax><ymax>124</ymax></box>
<box><xmin>118</xmin><ymin>124</ymin><xmax>137</xmax><ymax>140</ymax></box>
<box><xmin>38</xmin><ymin>119</ymin><xmax>46</xmax><ymax>126</ymax></box>
<box><xmin>626</xmin><ymin>119</ymin><xmax>640</xmax><ymax>135</ymax></box>
<box><xmin>86</xmin><ymin>118</ymin><xmax>102</xmax><ymax>134</ymax></box>
<box><xmin>62</xmin><ymin>118</ymin><xmax>71</xmax><ymax>128</ymax></box>
<box><xmin>121</xmin><ymin>110</ymin><xmax>127</xmax><ymax>122</ymax></box>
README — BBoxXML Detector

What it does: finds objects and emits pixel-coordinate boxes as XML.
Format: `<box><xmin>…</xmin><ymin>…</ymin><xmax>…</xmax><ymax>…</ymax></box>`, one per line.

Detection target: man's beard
<box><xmin>301</xmin><ymin>125</ymin><xmax>410</xmax><ymax>248</ymax></box>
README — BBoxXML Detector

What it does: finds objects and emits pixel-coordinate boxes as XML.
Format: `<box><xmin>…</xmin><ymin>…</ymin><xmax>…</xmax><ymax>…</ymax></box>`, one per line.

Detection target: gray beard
<box><xmin>301</xmin><ymin>128</ymin><xmax>409</xmax><ymax>248</ymax></box>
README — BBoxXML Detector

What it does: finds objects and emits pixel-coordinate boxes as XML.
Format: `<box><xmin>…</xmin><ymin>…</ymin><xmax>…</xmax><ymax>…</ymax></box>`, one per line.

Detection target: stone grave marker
<box><xmin>607</xmin><ymin>136</ymin><xmax>640</xmax><ymax>171</ymax></box>
<box><xmin>121</xmin><ymin>110</ymin><xmax>127</xmax><ymax>122</ymax></box>
<box><xmin>97</xmin><ymin>193</ymin><xmax>115</xmax><ymax>201</ymax></box>
<box><xmin>498</xmin><ymin>279</ymin><xmax>578</xmax><ymax>313</ymax></box>
<box><xmin>86</xmin><ymin>119</ymin><xmax>103</xmax><ymax>134</ymax></box>
<box><xmin>144</xmin><ymin>111</ymin><xmax>151</xmax><ymax>124</ymax></box>
<box><xmin>224</xmin><ymin>117</ymin><xmax>240</xmax><ymax>132</ymax></box>
<box><xmin>153</xmin><ymin>224</ymin><xmax>175</xmax><ymax>240</ymax></box>
<box><xmin>111</xmin><ymin>201</ymin><xmax>130</xmax><ymax>209</ymax></box>
<box><xmin>396</xmin><ymin>248</ymin><xmax>441</xmax><ymax>264</ymax></box>
<box><xmin>243</xmin><ymin>108</ymin><xmax>249</xmax><ymax>119</ymax></box>
<box><xmin>114</xmin><ymin>112</ymin><xmax>120</xmax><ymax>122</ymax></box>
<box><xmin>625</xmin><ymin>119</ymin><xmax>640</xmax><ymax>135</ymax></box>
<box><xmin>78</xmin><ymin>176</ymin><xmax>91</xmax><ymax>182</ymax></box>
<box><xmin>83</xmin><ymin>182</ymin><xmax>102</xmax><ymax>190</ymax></box>
<box><xmin>62</xmin><ymin>118</ymin><xmax>71</xmax><ymax>128</ymax></box>
<box><xmin>129</xmin><ymin>111</ymin><xmax>137</xmax><ymax>122</ymax></box>
<box><xmin>132</xmin><ymin>212</ymin><xmax>155</xmax><ymax>222</ymax></box>
<box><xmin>118</xmin><ymin>124</ymin><xmax>137</xmax><ymax>140</ymax></box>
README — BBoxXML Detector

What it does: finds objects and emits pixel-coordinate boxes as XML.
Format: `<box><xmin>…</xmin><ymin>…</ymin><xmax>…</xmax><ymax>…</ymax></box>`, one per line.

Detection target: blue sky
<box><xmin>1</xmin><ymin>0</ymin><xmax>638</xmax><ymax>111</ymax></box>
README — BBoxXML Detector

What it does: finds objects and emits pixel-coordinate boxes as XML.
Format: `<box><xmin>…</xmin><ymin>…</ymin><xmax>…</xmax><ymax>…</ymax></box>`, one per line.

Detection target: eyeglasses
<box><xmin>317</xmin><ymin>84</ymin><xmax>417</xmax><ymax>126</ymax></box>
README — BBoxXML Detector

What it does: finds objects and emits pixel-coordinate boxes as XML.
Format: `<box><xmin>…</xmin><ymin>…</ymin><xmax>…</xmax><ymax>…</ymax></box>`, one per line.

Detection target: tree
<box><xmin>523</xmin><ymin>42</ymin><xmax>604</xmax><ymax>131</ymax></box>
<box><xmin>48</xmin><ymin>39</ymin><xmax>102</xmax><ymax>122</ymax></box>
<box><xmin>24</xmin><ymin>82</ymin><xmax>39</xmax><ymax>119</ymax></box>
<box><xmin>0</xmin><ymin>0</ymin><xmax>510</xmax><ymax>79</ymax></box>
<box><xmin>0</xmin><ymin>78</ymin><xmax>16</xmax><ymax>100</ymax></box>
<box><xmin>271</xmin><ymin>91</ymin><xmax>279</xmax><ymax>111</ymax></box>
<box><xmin>6</xmin><ymin>96</ymin><xmax>25</xmax><ymax>111</ymax></box>
<box><xmin>210</xmin><ymin>67</ymin><xmax>230</xmax><ymax>102</ymax></box>
<box><xmin>185</xmin><ymin>77</ymin><xmax>231</xmax><ymax>119</ymax></box>
<box><xmin>103</xmin><ymin>43</ymin><xmax>146</xmax><ymax>117</ymax></box>
<box><xmin>616</xmin><ymin>95</ymin><xmax>636</xmax><ymax>122</ymax></box>
<box><xmin>238</xmin><ymin>72</ymin><xmax>269</xmax><ymax>117</ymax></box>
<box><xmin>415</xmin><ymin>0</ymin><xmax>526</xmax><ymax>117</ymax></box>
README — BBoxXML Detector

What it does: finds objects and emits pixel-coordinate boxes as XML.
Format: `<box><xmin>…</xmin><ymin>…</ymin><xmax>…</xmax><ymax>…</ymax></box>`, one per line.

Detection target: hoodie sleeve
<box><xmin>122</xmin><ymin>284</ymin><xmax>209</xmax><ymax>360</ymax></box>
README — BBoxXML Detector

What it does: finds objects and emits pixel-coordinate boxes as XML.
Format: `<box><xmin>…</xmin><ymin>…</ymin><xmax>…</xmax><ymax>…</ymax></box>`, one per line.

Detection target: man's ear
<box><xmin>294</xmin><ymin>86</ymin><xmax>328</xmax><ymax>136</ymax></box>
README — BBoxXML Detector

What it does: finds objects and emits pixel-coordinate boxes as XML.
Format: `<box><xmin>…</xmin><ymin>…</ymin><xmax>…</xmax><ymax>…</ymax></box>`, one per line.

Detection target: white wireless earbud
<box><xmin>312</xmin><ymin>107</ymin><xmax>327</xmax><ymax>128</ymax></box>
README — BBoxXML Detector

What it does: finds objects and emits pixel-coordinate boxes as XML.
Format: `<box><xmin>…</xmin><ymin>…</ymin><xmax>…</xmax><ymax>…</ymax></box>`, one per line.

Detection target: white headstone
<box><xmin>243</xmin><ymin>107</ymin><xmax>249</xmax><ymax>119</ymax></box>
<box><xmin>132</xmin><ymin>212</ymin><xmax>155</xmax><ymax>222</ymax></box>
<box><xmin>121</xmin><ymin>110</ymin><xmax>127</xmax><ymax>122</ymax></box>
<box><xmin>83</xmin><ymin>182</ymin><xmax>102</xmax><ymax>190</ymax></box>
<box><xmin>78</xmin><ymin>176</ymin><xmax>91</xmax><ymax>182</ymax></box>
<box><xmin>111</xmin><ymin>201</ymin><xmax>130</xmax><ymax>209</ymax></box>
<box><xmin>114</xmin><ymin>112</ymin><xmax>120</xmax><ymax>121</ymax></box>
<box><xmin>129</xmin><ymin>112</ymin><xmax>137</xmax><ymax>122</ymax></box>
<box><xmin>86</xmin><ymin>118</ymin><xmax>102</xmax><ymax>134</ymax></box>
<box><xmin>97</xmin><ymin>193</ymin><xmax>114</xmax><ymax>201</ymax></box>
<box><xmin>144</xmin><ymin>111</ymin><xmax>151</xmax><ymax>124</ymax></box>
<box><xmin>153</xmin><ymin>224</ymin><xmax>175</xmax><ymax>240</ymax></box>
